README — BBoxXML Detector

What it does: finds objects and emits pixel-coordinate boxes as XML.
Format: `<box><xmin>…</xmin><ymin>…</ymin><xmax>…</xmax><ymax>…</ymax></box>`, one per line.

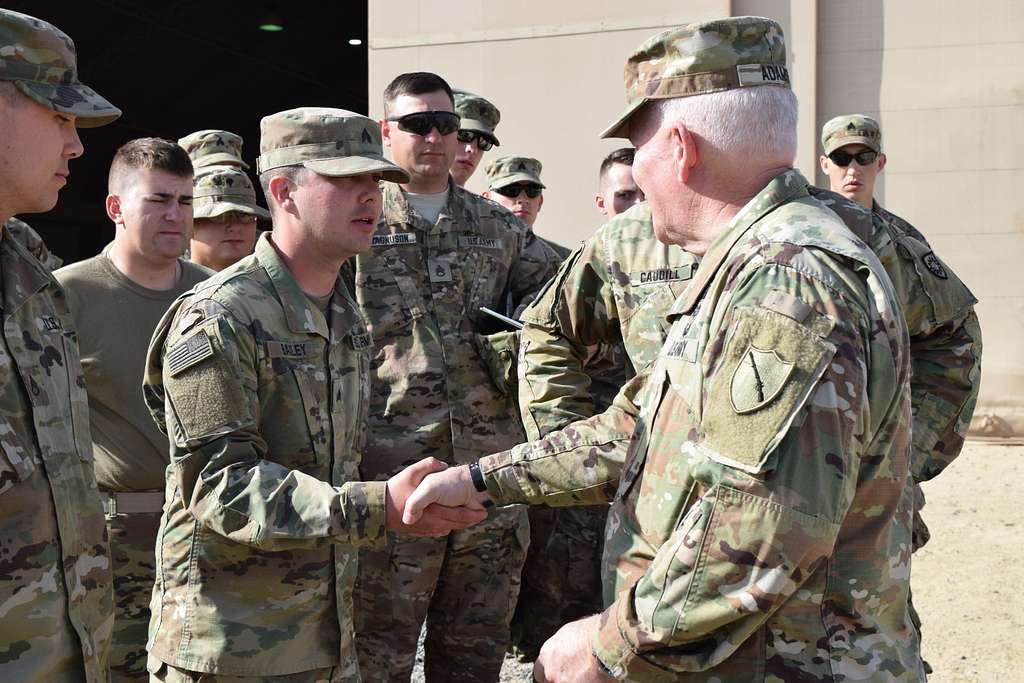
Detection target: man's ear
<box><xmin>538</xmin><ymin>194</ymin><xmax>544</xmax><ymax>211</ymax></box>
<box><xmin>594</xmin><ymin>194</ymin><xmax>607</xmax><ymax>215</ymax></box>
<box><xmin>877</xmin><ymin>152</ymin><xmax>887</xmax><ymax>173</ymax></box>
<box><xmin>819</xmin><ymin>155</ymin><xmax>830</xmax><ymax>175</ymax></box>
<box><xmin>267</xmin><ymin>175</ymin><xmax>299</xmax><ymax>218</ymax></box>
<box><xmin>380</xmin><ymin>119</ymin><xmax>392</xmax><ymax>149</ymax></box>
<box><xmin>105</xmin><ymin>194</ymin><xmax>122</xmax><ymax>225</ymax></box>
<box><xmin>481</xmin><ymin>190</ymin><xmax>491</xmax><ymax>200</ymax></box>
<box><xmin>669</xmin><ymin>121</ymin><xmax>698</xmax><ymax>184</ymax></box>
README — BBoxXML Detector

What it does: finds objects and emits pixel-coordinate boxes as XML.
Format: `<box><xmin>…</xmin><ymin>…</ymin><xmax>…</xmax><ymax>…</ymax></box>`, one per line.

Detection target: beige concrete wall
<box><xmin>369</xmin><ymin>0</ymin><xmax>1023</xmax><ymax>428</ymax></box>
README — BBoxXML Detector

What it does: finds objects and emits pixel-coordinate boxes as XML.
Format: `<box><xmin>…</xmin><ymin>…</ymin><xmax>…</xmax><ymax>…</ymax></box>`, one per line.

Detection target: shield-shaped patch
<box><xmin>729</xmin><ymin>345</ymin><xmax>795</xmax><ymax>414</ymax></box>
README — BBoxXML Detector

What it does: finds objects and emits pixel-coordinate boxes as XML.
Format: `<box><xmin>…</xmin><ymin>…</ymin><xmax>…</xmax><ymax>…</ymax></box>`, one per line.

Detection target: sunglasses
<box><xmin>387</xmin><ymin>111</ymin><xmax>460</xmax><ymax>137</ymax></box>
<box><xmin>493</xmin><ymin>183</ymin><xmax>542</xmax><ymax>199</ymax></box>
<box><xmin>457</xmin><ymin>129</ymin><xmax>495</xmax><ymax>151</ymax></box>
<box><xmin>206</xmin><ymin>211</ymin><xmax>258</xmax><ymax>225</ymax></box>
<box><xmin>828</xmin><ymin>149</ymin><xmax>879</xmax><ymax>167</ymax></box>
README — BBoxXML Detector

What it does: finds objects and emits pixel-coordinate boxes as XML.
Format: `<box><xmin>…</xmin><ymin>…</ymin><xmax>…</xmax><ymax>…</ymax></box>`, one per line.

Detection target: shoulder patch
<box><xmin>167</xmin><ymin>329</ymin><xmax>215</xmax><ymax>376</ymax></box>
<box><xmin>922</xmin><ymin>252</ymin><xmax>948</xmax><ymax>279</ymax></box>
<box><xmin>729</xmin><ymin>346</ymin><xmax>795</xmax><ymax>413</ymax></box>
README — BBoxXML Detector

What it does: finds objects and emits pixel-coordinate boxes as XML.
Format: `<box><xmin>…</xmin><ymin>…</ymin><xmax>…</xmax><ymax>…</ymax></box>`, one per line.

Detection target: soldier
<box><xmin>0</xmin><ymin>8</ymin><xmax>120</xmax><ymax>681</ymax></box>
<box><xmin>484</xmin><ymin>155</ymin><xmax>570</xmax><ymax>259</ymax></box>
<box><xmin>3</xmin><ymin>216</ymin><xmax>64</xmax><ymax>270</ymax></box>
<box><xmin>819</xmin><ymin>113</ymin><xmax>982</xmax><ymax>672</ymax></box>
<box><xmin>451</xmin><ymin>89</ymin><xmax>500</xmax><ymax>186</ymax></box>
<box><xmin>142</xmin><ymin>107</ymin><xmax>484</xmax><ymax>682</ymax></box>
<box><xmin>54</xmin><ymin>138</ymin><xmax>213</xmax><ymax>682</ymax></box>
<box><xmin>351</xmin><ymin>72</ymin><xmax>560</xmax><ymax>682</ymax></box>
<box><xmin>178</xmin><ymin>129</ymin><xmax>267</xmax><ymax>271</ymax></box>
<box><xmin>594</xmin><ymin>147</ymin><xmax>644</xmax><ymax>217</ymax></box>
<box><xmin>189</xmin><ymin>166</ymin><xmax>269</xmax><ymax>271</ymax></box>
<box><xmin>405</xmin><ymin>16</ymin><xmax>925</xmax><ymax>682</ymax></box>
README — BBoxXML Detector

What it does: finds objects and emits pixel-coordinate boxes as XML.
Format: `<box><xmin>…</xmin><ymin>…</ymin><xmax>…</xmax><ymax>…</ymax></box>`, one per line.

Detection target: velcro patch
<box><xmin>459</xmin><ymin>236</ymin><xmax>503</xmax><ymax>249</ymax></box>
<box><xmin>729</xmin><ymin>346</ymin><xmax>795</xmax><ymax>413</ymax></box>
<box><xmin>38</xmin><ymin>315</ymin><xmax>62</xmax><ymax>332</ymax></box>
<box><xmin>372</xmin><ymin>232</ymin><xmax>417</xmax><ymax>247</ymax></box>
<box><xmin>922</xmin><ymin>252</ymin><xmax>948</xmax><ymax>279</ymax></box>
<box><xmin>167</xmin><ymin>330</ymin><xmax>215</xmax><ymax>376</ymax></box>
<box><xmin>427</xmin><ymin>258</ymin><xmax>452</xmax><ymax>283</ymax></box>
<box><xmin>350</xmin><ymin>331</ymin><xmax>372</xmax><ymax>350</ymax></box>
<box><xmin>266</xmin><ymin>340</ymin><xmax>311</xmax><ymax>358</ymax></box>
<box><xmin>629</xmin><ymin>263</ymin><xmax>696</xmax><ymax>286</ymax></box>
<box><xmin>736</xmin><ymin>63</ymin><xmax>790</xmax><ymax>87</ymax></box>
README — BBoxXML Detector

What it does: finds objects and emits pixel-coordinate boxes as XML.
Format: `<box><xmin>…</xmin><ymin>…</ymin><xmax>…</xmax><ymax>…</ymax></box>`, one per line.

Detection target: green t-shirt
<box><xmin>55</xmin><ymin>250</ymin><xmax>212</xmax><ymax>491</ymax></box>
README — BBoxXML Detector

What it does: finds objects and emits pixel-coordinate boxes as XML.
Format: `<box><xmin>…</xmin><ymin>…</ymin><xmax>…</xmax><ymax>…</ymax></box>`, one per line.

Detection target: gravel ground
<box><xmin>413</xmin><ymin>440</ymin><xmax>1021</xmax><ymax>681</ymax></box>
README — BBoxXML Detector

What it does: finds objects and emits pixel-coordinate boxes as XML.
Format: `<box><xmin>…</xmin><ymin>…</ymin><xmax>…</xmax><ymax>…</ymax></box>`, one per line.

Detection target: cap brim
<box><xmin>304</xmin><ymin>155</ymin><xmax>410</xmax><ymax>184</ymax></box>
<box><xmin>490</xmin><ymin>174</ymin><xmax>545</xmax><ymax>190</ymax></box>
<box><xmin>193</xmin><ymin>154</ymin><xmax>251</xmax><ymax>170</ymax></box>
<box><xmin>599</xmin><ymin>98</ymin><xmax>645</xmax><ymax>139</ymax></box>
<box><xmin>824</xmin><ymin>135</ymin><xmax>881</xmax><ymax>155</ymax></box>
<box><xmin>194</xmin><ymin>199</ymin><xmax>270</xmax><ymax>220</ymax></box>
<box><xmin>15</xmin><ymin>80</ymin><xmax>121</xmax><ymax>128</ymax></box>
<box><xmin>460</xmin><ymin>120</ymin><xmax>499</xmax><ymax>146</ymax></box>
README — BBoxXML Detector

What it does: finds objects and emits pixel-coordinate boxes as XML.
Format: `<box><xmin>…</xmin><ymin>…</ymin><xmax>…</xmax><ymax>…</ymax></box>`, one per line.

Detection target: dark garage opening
<box><xmin>4</xmin><ymin>1</ymin><xmax>369</xmax><ymax>265</ymax></box>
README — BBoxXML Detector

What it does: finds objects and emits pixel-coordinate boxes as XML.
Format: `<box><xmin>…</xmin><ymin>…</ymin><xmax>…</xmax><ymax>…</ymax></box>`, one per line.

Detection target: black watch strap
<box><xmin>468</xmin><ymin>462</ymin><xmax>487</xmax><ymax>492</ymax></box>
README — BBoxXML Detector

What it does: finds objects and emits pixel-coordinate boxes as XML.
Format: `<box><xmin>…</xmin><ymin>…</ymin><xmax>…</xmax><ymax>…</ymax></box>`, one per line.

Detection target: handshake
<box><xmin>383</xmin><ymin>457</ymin><xmax>493</xmax><ymax>536</ymax></box>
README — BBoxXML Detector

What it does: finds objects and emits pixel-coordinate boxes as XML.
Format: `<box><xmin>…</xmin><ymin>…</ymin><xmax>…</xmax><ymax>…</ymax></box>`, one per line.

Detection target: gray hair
<box><xmin>657</xmin><ymin>86</ymin><xmax>798</xmax><ymax>164</ymax></box>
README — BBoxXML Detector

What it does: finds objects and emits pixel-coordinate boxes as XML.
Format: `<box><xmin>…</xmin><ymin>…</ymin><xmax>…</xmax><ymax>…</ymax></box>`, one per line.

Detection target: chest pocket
<box><xmin>460</xmin><ymin>237</ymin><xmax>511</xmax><ymax>315</ymax></box>
<box><xmin>894</xmin><ymin>233</ymin><xmax>976</xmax><ymax>326</ymax></box>
<box><xmin>355</xmin><ymin>247</ymin><xmax>423</xmax><ymax>340</ymax></box>
<box><xmin>259</xmin><ymin>340</ymin><xmax>330</xmax><ymax>469</ymax></box>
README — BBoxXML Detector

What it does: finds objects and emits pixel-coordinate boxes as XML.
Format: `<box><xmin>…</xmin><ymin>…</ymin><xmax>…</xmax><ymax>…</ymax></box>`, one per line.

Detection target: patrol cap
<box><xmin>454</xmin><ymin>89</ymin><xmax>501</xmax><ymax>145</ymax></box>
<box><xmin>257</xmin><ymin>107</ymin><xmax>409</xmax><ymax>183</ymax></box>
<box><xmin>0</xmin><ymin>9</ymin><xmax>121</xmax><ymax>127</ymax></box>
<box><xmin>192</xmin><ymin>166</ymin><xmax>270</xmax><ymax>221</ymax></box>
<box><xmin>601</xmin><ymin>16</ymin><xmax>789</xmax><ymax>139</ymax></box>
<box><xmin>179</xmin><ymin>129</ymin><xmax>249</xmax><ymax>170</ymax></box>
<box><xmin>486</xmin><ymin>156</ymin><xmax>545</xmax><ymax>190</ymax></box>
<box><xmin>821</xmin><ymin>114</ymin><xmax>882</xmax><ymax>155</ymax></box>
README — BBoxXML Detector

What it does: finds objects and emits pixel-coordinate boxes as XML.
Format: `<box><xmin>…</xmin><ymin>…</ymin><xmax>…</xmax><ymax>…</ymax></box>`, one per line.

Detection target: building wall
<box><xmin>369</xmin><ymin>0</ymin><xmax>1023</xmax><ymax>429</ymax></box>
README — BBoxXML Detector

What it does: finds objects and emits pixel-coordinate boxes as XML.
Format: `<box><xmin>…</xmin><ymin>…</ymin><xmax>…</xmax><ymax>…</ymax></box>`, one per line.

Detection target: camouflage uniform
<box><xmin>454</xmin><ymin>90</ymin><xmax>501</xmax><ymax>146</ymax></box>
<box><xmin>177</xmin><ymin>129</ymin><xmax>250</xmax><ymax>170</ymax></box>
<box><xmin>4</xmin><ymin>217</ymin><xmax>64</xmax><ymax>270</ymax></box>
<box><xmin>0</xmin><ymin>9</ymin><xmax>120</xmax><ymax>682</ymax></box>
<box><xmin>511</xmin><ymin>202</ymin><xmax>698</xmax><ymax>659</ymax></box>
<box><xmin>142</xmin><ymin>233</ymin><xmax>384</xmax><ymax>680</ymax></box>
<box><xmin>350</xmin><ymin>181</ymin><xmax>559</xmax><ymax>682</ymax></box>
<box><xmin>478</xmin><ymin>18</ymin><xmax>923</xmax><ymax>680</ymax></box>
<box><xmin>142</xmin><ymin>108</ymin><xmax>408</xmax><ymax>681</ymax></box>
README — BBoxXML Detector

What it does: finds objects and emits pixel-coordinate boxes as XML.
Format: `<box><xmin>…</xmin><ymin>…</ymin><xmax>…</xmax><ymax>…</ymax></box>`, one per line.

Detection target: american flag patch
<box><xmin>167</xmin><ymin>330</ymin><xmax>215</xmax><ymax>376</ymax></box>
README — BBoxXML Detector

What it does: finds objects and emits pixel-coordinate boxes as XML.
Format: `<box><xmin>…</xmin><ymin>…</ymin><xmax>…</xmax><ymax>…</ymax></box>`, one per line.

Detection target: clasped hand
<box><xmin>385</xmin><ymin>458</ymin><xmax>489</xmax><ymax>536</ymax></box>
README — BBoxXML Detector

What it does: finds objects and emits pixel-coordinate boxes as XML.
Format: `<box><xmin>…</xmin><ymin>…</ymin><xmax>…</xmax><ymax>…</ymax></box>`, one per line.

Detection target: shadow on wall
<box><xmin>814</xmin><ymin>1</ymin><xmax>884</xmax><ymax>202</ymax></box>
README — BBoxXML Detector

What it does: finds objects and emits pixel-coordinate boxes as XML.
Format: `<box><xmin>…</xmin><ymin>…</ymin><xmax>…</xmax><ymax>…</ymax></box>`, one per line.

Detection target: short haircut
<box><xmin>258</xmin><ymin>165</ymin><xmax>309</xmax><ymax>214</ymax></box>
<box><xmin>108</xmin><ymin>137</ymin><xmax>193</xmax><ymax>193</ymax></box>
<box><xmin>0</xmin><ymin>80</ymin><xmax>21</xmax><ymax>106</ymax></box>
<box><xmin>599</xmin><ymin>147</ymin><xmax>636</xmax><ymax>181</ymax></box>
<box><xmin>383</xmin><ymin>72</ymin><xmax>454</xmax><ymax>116</ymax></box>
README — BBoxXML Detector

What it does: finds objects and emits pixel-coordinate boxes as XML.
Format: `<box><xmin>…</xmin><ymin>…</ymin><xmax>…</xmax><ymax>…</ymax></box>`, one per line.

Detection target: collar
<box><xmin>1</xmin><ymin>226</ymin><xmax>54</xmax><ymax>315</ymax></box>
<box><xmin>668</xmin><ymin>168</ymin><xmax>810</xmax><ymax>321</ymax></box>
<box><xmin>382</xmin><ymin>177</ymin><xmax>470</xmax><ymax>234</ymax></box>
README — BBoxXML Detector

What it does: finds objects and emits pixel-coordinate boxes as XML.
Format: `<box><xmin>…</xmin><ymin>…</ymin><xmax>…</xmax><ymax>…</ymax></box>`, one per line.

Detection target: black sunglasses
<box><xmin>493</xmin><ymin>183</ymin><xmax>542</xmax><ymax>199</ymax></box>
<box><xmin>386</xmin><ymin>111</ymin><xmax>460</xmax><ymax>137</ymax></box>
<box><xmin>828</xmin><ymin>149</ymin><xmax>879</xmax><ymax>167</ymax></box>
<box><xmin>457</xmin><ymin>129</ymin><xmax>495</xmax><ymax>151</ymax></box>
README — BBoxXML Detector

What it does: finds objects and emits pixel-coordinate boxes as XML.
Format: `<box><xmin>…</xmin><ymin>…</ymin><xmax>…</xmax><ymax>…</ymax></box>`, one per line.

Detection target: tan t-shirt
<box><xmin>55</xmin><ymin>249</ymin><xmax>212</xmax><ymax>491</ymax></box>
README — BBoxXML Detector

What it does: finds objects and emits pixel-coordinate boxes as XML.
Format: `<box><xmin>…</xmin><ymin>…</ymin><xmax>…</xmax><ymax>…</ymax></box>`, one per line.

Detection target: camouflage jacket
<box><xmin>143</xmin><ymin>233</ymin><xmax>385</xmax><ymax>678</ymax></box>
<box><xmin>481</xmin><ymin>170</ymin><xmax>922</xmax><ymax>681</ymax></box>
<box><xmin>347</xmin><ymin>181</ymin><xmax>559</xmax><ymax>479</ymax></box>
<box><xmin>871</xmin><ymin>201</ymin><xmax>981</xmax><ymax>482</ymax></box>
<box><xmin>517</xmin><ymin>202</ymin><xmax>698</xmax><ymax>439</ymax></box>
<box><xmin>4</xmin><ymin>217</ymin><xmax>64</xmax><ymax>270</ymax></box>
<box><xmin>0</xmin><ymin>230</ymin><xmax>113</xmax><ymax>681</ymax></box>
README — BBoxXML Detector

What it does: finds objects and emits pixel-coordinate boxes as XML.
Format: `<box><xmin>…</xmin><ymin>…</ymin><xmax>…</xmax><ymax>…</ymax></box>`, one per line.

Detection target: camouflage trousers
<box><xmin>910</xmin><ymin>483</ymin><xmax>933</xmax><ymax>675</ymax></box>
<box><xmin>149</xmin><ymin>659</ymin><xmax>342</xmax><ymax>682</ymax></box>
<box><xmin>509</xmin><ymin>504</ymin><xmax>607</xmax><ymax>662</ymax></box>
<box><xmin>354</xmin><ymin>505</ymin><xmax>529</xmax><ymax>683</ymax></box>
<box><xmin>107</xmin><ymin>510</ymin><xmax>162</xmax><ymax>683</ymax></box>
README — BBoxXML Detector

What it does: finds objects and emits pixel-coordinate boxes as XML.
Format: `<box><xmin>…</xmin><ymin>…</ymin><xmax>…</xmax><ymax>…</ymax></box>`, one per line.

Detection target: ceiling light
<box><xmin>348</xmin><ymin>38</ymin><xmax>363</xmax><ymax>46</ymax></box>
<box><xmin>258</xmin><ymin>7</ymin><xmax>284</xmax><ymax>32</ymax></box>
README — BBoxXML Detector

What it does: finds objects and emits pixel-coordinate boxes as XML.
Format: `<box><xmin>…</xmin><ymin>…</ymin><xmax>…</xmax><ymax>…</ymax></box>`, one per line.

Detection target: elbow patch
<box><xmin>702</xmin><ymin>308</ymin><xmax>836</xmax><ymax>474</ymax></box>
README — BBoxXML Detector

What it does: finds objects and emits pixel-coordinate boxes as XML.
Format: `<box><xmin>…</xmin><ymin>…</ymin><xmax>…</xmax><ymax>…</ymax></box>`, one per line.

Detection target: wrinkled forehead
<box><xmin>387</xmin><ymin>91</ymin><xmax>454</xmax><ymax>117</ymax></box>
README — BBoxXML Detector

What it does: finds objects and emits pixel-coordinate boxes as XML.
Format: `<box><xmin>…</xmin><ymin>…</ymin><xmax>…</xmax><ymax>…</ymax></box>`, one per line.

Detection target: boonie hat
<box><xmin>192</xmin><ymin>166</ymin><xmax>270</xmax><ymax>221</ymax></box>
<box><xmin>486</xmin><ymin>156</ymin><xmax>545</xmax><ymax>190</ymax></box>
<box><xmin>454</xmin><ymin>89</ymin><xmax>501</xmax><ymax>145</ymax></box>
<box><xmin>821</xmin><ymin>114</ymin><xmax>882</xmax><ymax>155</ymax></box>
<box><xmin>601</xmin><ymin>16</ymin><xmax>789</xmax><ymax>139</ymax></box>
<box><xmin>257</xmin><ymin>107</ymin><xmax>409</xmax><ymax>183</ymax></box>
<box><xmin>179</xmin><ymin>129</ymin><xmax>250</xmax><ymax>170</ymax></box>
<box><xmin>0</xmin><ymin>9</ymin><xmax>121</xmax><ymax>127</ymax></box>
